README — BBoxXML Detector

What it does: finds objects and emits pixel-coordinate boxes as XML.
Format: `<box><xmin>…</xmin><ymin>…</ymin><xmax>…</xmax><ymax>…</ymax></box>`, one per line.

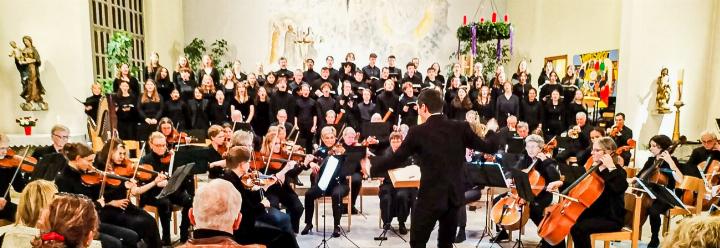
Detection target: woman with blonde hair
<box><xmin>173</xmin><ymin>55</ymin><xmax>195</xmax><ymax>83</ymax></box>
<box><xmin>661</xmin><ymin>215</ymin><xmax>720</xmax><ymax>248</ymax></box>
<box><xmin>138</xmin><ymin>79</ymin><xmax>163</xmax><ymax>140</ymax></box>
<box><xmin>0</xmin><ymin>180</ymin><xmax>57</xmax><ymax>247</ymax></box>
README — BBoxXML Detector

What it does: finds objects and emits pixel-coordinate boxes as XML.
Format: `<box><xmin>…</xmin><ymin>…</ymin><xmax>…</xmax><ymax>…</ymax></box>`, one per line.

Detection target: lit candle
<box><xmin>504</xmin><ymin>14</ymin><xmax>508</xmax><ymax>22</ymax></box>
<box><xmin>492</xmin><ymin>12</ymin><xmax>497</xmax><ymax>23</ymax></box>
<box><xmin>463</xmin><ymin>15</ymin><xmax>467</xmax><ymax>26</ymax></box>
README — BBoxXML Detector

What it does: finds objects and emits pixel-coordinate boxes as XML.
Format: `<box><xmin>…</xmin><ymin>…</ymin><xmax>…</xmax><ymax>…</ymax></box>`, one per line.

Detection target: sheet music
<box><xmin>390</xmin><ymin>165</ymin><xmax>421</xmax><ymax>181</ymax></box>
<box><xmin>318</xmin><ymin>156</ymin><xmax>340</xmax><ymax>191</ymax></box>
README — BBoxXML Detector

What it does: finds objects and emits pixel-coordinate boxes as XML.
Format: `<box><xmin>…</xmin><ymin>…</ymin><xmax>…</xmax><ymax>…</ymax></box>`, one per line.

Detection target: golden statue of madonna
<box><xmin>655</xmin><ymin>68</ymin><xmax>671</xmax><ymax>114</ymax></box>
<box><xmin>9</xmin><ymin>36</ymin><xmax>47</xmax><ymax>111</ymax></box>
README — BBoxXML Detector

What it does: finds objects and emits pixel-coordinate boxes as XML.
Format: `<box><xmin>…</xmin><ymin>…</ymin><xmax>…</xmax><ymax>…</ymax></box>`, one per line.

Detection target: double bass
<box><xmin>537</xmin><ymin>141</ymin><xmax>635</xmax><ymax>245</ymax></box>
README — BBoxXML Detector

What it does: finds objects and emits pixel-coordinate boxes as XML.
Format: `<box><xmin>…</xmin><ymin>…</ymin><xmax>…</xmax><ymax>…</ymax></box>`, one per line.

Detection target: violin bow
<box><xmin>3</xmin><ymin>147</ymin><xmax>30</xmax><ymax>198</ymax></box>
<box><xmin>125</xmin><ymin>141</ymin><xmax>146</xmax><ymax>199</ymax></box>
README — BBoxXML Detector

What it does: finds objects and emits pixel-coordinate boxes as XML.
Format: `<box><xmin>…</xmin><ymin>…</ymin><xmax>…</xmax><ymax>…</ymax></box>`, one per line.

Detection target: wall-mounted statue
<box><xmin>8</xmin><ymin>36</ymin><xmax>47</xmax><ymax>111</ymax></box>
<box><xmin>655</xmin><ymin>68</ymin><xmax>671</xmax><ymax>114</ymax></box>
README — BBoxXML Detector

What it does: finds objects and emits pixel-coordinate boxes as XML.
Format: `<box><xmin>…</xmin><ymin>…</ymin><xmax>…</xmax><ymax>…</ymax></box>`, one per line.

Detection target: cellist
<box><xmin>568</xmin><ymin>137</ymin><xmax>628</xmax><ymax>248</ymax></box>
<box><xmin>631</xmin><ymin>135</ymin><xmax>685</xmax><ymax>248</ymax></box>
<box><xmin>686</xmin><ymin>130</ymin><xmax>719</xmax><ymax>177</ymax></box>
<box><xmin>490</xmin><ymin>134</ymin><xmax>563</xmax><ymax>248</ymax></box>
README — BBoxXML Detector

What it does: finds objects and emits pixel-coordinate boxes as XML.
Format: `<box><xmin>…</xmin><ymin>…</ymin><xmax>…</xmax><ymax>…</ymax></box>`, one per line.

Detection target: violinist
<box><xmin>94</xmin><ymin>138</ymin><xmax>161</xmax><ymax>247</ymax></box>
<box><xmin>339</xmin><ymin>127</ymin><xmax>373</xmax><ymax>213</ymax></box>
<box><xmin>301</xmin><ymin>126</ymin><xmax>350</xmax><ymax>237</ymax></box>
<box><xmin>222</xmin><ymin>146</ymin><xmax>298</xmax><ymax>247</ymax></box>
<box><xmin>260</xmin><ymin>128</ymin><xmax>310</xmax><ymax>233</ymax></box>
<box><xmin>609</xmin><ymin>113</ymin><xmax>633</xmax><ymax>166</ymax></box>
<box><xmin>567</xmin><ymin>137</ymin><xmax>628</xmax><ymax>248</ymax></box>
<box><xmin>576</xmin><ymin>127</ymin><xmax>607</xmax><ymax>166</ymax></box>
<box><xmin>54</xmin><ymin>142</ymin><xmax>140</xmax><ymax>248</ymax></box>
<box><xmin>633</xmin><ymin>135</ymin><xmax>685</xmax><ymax>248</ymax></box>
<box><xmin>377</xmin><ymin>131</ymin><xmax>417</xmax><ymax>235</ymax></box>
<box><xmin>0</xmin><ymin>133</ymin><xmax>27</xmax><ymax>223</ymax></box>
<box><xmin>207</xmin><ymin>125</ymin><xmax>228</xmax><ymax>179</ymax></box>
<box><xmin>30</xmin><ymin>124</ymin><xmax>70</xmax><ymax>181</ymax></box>
<box><xmin>158</xmin><ymin>117</ymin><xmax>190</xmax><ymax>150</ymax></box>
<box><xmin>490</xmin><ymin>134</ymin><xmax>563</xmax><ymax>247</ymax></box>
<box><xmin>138</xmin><ymin>132</ymin><xmax>193</xmax><ymax>244</ymax></box>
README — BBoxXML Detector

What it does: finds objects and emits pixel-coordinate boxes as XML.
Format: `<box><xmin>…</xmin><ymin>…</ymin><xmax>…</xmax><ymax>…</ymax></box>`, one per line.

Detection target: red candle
<box><xmin>480</xmin><ymin>17</ymin><xmax>485</xmax><ymax>23</ymax></box>
<box><xmin>504</xmin><ymin>14</ymin><xmax>508</xmax><ymax>22</ymax></box>
<box><xmin>463</xmin><ymin>15</ymin><xmax>467</xmax><ymax>25</ymax></box>
<box><xmin>492</xmin><ymin>12</ymin><xmax>497</xmax><ymax>23</ymax></box>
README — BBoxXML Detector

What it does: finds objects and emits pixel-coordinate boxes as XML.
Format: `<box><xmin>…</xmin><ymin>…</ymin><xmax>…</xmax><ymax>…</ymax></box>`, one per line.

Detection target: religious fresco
<box><xmin>268</xmin><ymin>0</ymin><xmax>450</xmax><ymax>68</ymax></box>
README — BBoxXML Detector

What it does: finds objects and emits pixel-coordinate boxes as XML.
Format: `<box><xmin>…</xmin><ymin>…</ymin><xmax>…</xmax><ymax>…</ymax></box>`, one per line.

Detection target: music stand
<box><xmin>156</xmin><ymin>163</ymin><xmax>195</xmax><ymax>199</ymax></box>
<box><xmin>467</xmin><ymin>162</ymin><xmax>507</xmax><ymax>248</ymax></box>
<box><xmin>505</xmin><ymin>167</ymin><xmax>534</xmax><ymax>248</ymax></box>
<box><xmin>645</xmin><ymin>181</ymin><xmax>689</xmax><ymax>211</ymax></box>
<box><xmin>232</xmin><ymin>122</ymin><xmax>253</xmax><ymax>132</ymax></box>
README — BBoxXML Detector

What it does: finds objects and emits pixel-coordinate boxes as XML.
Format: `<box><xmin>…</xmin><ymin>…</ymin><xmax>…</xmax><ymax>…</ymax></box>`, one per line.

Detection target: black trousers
<box><xmin>457</xmin><ymin>188</ymin><xmax>483</xmax><ymax>227</ymax></box>
<box><xmin>570</xmin><ymin>217</ymin><xmax>622</xmax><ymax>248</ymax></box>
<box><xmin>99</xmin><ymin>222</ymin><xmax>139</xmax><ymax>248</ymax></box>
<box><xmin>410</xmin><ymin>198</ymin><xmax>460</xmax><ymax>248</ymax></box>
<box><xmin>265</xmin><ymin>183</ymin><xmax>304</xmax><ymax>233</ymax></box>
<box><xmin>141</xmin><ymin>190</ymin><xmax>193</xmax><ymax>241</ymax></box>
<box><xmin>648</xmin><ymin>200</ymin><xmax>672</xmax><ymax>238</ymax></box>
<box><xmin>379</xmin><ymin>183</ymin><xmax>417</xmax><ymax>225</ymax></box>
<box><xmin>304</xmin><ymin>183</ymin><xmax>349</xmax><ymax>226</ymax></box>
<box><xmin>0</xmin><ymin>201</ymin><xmax>17</xmax><ymax>222</ymax></box>
<box><xmin>492</xmin><ymin>192</ymin><xmax>561</xmax><ymax>248</ymax></box>
<box><xmin>348</xmin><ymin>172</ymin><xmax>362</xmax><ymax>207</ymax></box>
<box><xmin>100</xmin><ymin>204</ymin><xmax>162</xmax><ymax>247</ymax></box>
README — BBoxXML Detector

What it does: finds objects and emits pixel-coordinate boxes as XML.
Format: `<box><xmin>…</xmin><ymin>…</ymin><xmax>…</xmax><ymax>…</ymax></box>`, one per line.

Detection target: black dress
<box><xmin>208</xmin><ymin>100</ymin><xmax>230</xmax><ymax>125</ymax></box>
<box><xmin>252</xmin><ymin>99</ymin><xmax>272</xmax><ymax>136</ymax></box>
<box><xmin>84</xmin><ymin>94</ymin><xmax>102</xmax><ymax>120</ymax></box>
<box><xmin>229</xmin><ymin>98</ymin><xmax>252</xmax><ymax>121</ymax></box>
<box><xmin>187</xmin><ymin>98</ymin><xmax>210</xmax><ymax>130</ymax></box>
<box><xmin>495</xmin><ymin>94</ymin><xmax>520</xmax><ymax>126</ymax></box>
<box><xmin>473</xmin><ymin>98</ymin><xmax>495</xmax><ymax>123</ymax></box>
<box><xmin>163</xmin><ymin>99</ymin><xmax>189</xmax><ymax>130</ymax></box>
<box><xmin>539</xmin><ymin>83</ymin><xmax>562</xmax><ymax>102</ymax></box>
<box><xmin>565</xmin><ymin>102</ymin><xmax>586</xmax><ymax>127</ymax></box>
<box><xmin>113</xmin><ymin>77</ymin><xmax>140</xmax><ymax>95</ymax></box>
<box><xmin>520</xmin><ymin>99</ymin><xmax>542</xmax><ymax>132</ymax></box>
<box><xmin>115</xmin><ymin>93</ymin><xmax>139</xmax><ymax>140</ymax></box>
<box><xmin>137</xmin><ymin>97</ymin><xmax>164</xmax><ymax>141</ymax></box>
<box><xmin>156</xmin><ymin>77</ymin><xmax>174</xmax><ymax>101</ymax></box>
<box><xmin>175</xmin><ymin>79</ymin><xmax>197</xmax><ymax>101</ymax></box>
<box><xmin>542</xmin><ymin>100</ymin><xmax>566</xmax><ymax>139</ymax></box>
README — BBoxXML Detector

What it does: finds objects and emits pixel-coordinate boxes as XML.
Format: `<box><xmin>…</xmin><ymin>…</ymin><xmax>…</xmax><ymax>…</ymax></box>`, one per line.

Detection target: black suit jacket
<box><xmin>371</xmin><ymin>114</ymin><xmax>498</xmax><ymax>208</ymax></box>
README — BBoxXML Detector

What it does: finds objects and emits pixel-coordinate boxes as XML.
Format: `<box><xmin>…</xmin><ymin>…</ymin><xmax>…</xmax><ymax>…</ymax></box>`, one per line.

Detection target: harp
<box><xmin>88</xmin><ymin>95</ymin><xmax>117</xmax><ymax>152</ymax></box>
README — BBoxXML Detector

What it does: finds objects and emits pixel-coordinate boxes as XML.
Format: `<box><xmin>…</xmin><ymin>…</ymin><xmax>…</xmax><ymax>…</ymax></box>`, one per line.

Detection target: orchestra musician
<box><xmin>260</xmin><ymin>127</ymin><xmax>311</xmax><ymax>233</ymax></box>
<box><xmin>0</xmin><ymin>133</ymin><xmax>27</xmax><ymax>223</ymax></box>
<box><xmin>300</xmin><ymin>126</ymin><xmax>349</xmax><ymax>237</ymax></box>
<box><xmin>137</xmin><ymin>132</ymin><xmax>193</xmax><ymax>244</ymax></box>
<box><xmin>632</xmin><ymin>135</ymin><xmax>685</xmax><ymax>248</ymax></box>
<box><xmin>53</xmin><ymin>142</ymin><xmax>139</xmax><ymax>248</ymax></box>
<box><xmin>30</xmin><ymin>124</ymin><xmax>70</xmax><ymax>181</ymax></box>
<box><xmin>686</xmin><ymin>130</ymin><xmax>720</xmax><ymax>177</ymax></box>
<box><xmin>377</xmin><ymin>131</ymin><xmax>418</xmax><ymax>235</ymax></box>
<box><xmin>490</xmin><ymin>134</ymin><xmax>564</xmax><ymax>248</ymax></box>
<box><xmin>93</xmin><ymin>138</ymin><xmax>162</xmax><ymax>247</ymax></box>
<box><xmin>609</xmin><ymin>113</ymin><xmax>633</xmax><ymax>166</ymax></box>
<box><xmin>566</xmin><ymin>137</ymin><xmax>628</xmax><ymax>248</ymax></box>
<box><xmin>222</xmin><ymin>146</ymin><xmax>298</xmax><ymax>247</ymax></box>
<box><xmin>370</xmin><ymin>89</ymin><xmax>498</xmax><ymax>248</ymax></box>
<box><xmin>206</xmin><ymin>125</ymin><xmax>228</xmax><ymax>179</ymax></box>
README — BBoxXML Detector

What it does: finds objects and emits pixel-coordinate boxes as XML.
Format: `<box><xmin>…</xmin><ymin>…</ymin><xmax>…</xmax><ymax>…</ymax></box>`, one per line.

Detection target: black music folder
<box><xmin>157</xmin><ymin>163</ymin><xmax>195</xmax><ymax>199</ymax></box>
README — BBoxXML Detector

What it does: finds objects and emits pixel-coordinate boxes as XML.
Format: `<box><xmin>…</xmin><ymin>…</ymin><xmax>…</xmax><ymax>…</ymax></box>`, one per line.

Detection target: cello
<box><xmin>537</xmin><ymin>143</ymin><xmax>633</xmax><ymax>245</ymax></box>
<box><xmin>489</xmin><ymin>137</ymin><xmax>557</xmax><ymax>230</ymax></box>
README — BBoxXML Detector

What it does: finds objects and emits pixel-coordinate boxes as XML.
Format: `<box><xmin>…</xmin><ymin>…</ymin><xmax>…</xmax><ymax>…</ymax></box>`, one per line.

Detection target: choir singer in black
<box><xmin>370</xmin><ymin>89</ymin><xmax>498</xmax><ymax>248</ymax></box>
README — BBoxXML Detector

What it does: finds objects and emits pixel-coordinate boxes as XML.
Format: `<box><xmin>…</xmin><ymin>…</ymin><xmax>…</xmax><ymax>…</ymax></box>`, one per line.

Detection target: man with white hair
<box><xmin>686</xmin><ymin>130</ymin><xmax>720</xmax><ymax>178</ymax></box>
<box><xmin>575</xmin><ymin>112</ymin><xmax>594</xmax><ymax>149</ymax></box>
<box><xmin>182</xmin><ymin>179</ymin><xmax>261</xmax><ymax>247</ymax></box>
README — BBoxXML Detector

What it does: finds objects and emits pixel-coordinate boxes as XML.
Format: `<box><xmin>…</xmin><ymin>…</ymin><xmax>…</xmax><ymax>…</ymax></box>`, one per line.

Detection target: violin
<box><xmin>80</xmin><ymin>167</ymin><xmax>131</xmax><ymax>187</ymax></box>
<box><xmin>166</xmin><ymin>130</ymin><xmax>193</xmax><ymax>144</ymax></box>
<box><xmin>583</xmin><ymin>139</ymin><xmax>637</xmax><ymax>170</ymax></box>
<box><xmin>609</xmin><ymin>125</ymin><xmax>621</xmax><ymax>137</ymax></box>
<box><xmin>682</xmin><ymin>157</ymin><xmax>720</xmax><ymax>210</ymax></box>
<box><xmin>0</xmin><ymin>148</ymin><xmax>37</xmax><ymax>173</ymax></box>
<box><xmin>543</xmin><ymin>136</ymin><xmax>558</xmax><ymax>155</ymax></box>
<box><xmin>538</xmin><ymin>143</ymin><xmax>632</xmax><ymax>245</ymax></box>
<box><xmin>239</xmin><ymin>170</ymin><xmax>278</xmax><ymax>190</ymax></box>
<box><xmin>112</xmin><ymin>159</ymin><xmax>161</xmax><ymax>182</ymax></box>
<box><xmin>251</xmin><ymin>151</ymin><xmax>289</xmax><ymax>172</ymax></box>
<box><xmin>160</xmin><ymin>151</ymin><xmax>173</xmax><ymax>165</ymax></box>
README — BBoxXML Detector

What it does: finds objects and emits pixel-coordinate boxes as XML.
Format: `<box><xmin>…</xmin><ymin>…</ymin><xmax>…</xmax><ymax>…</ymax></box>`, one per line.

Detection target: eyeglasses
<box><xmin>701</xmin><ymin>139</ymin><xmax>716</xmax><ymax>144</ymax></box>
<box><xmin>52</xmin><ymin>134</ymin><xmax>70</xmax><ymax>140</ymax></box>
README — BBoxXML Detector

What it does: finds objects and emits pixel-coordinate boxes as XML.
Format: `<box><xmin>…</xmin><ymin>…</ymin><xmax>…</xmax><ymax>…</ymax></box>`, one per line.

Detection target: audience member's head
<box><xmin>661</xmin><ymin>215</ymin><xmax>720</xmax><ymax>248</ymax></box>
<box><xmin>32</xmin><ymin>193</ymin><xmax>99</xmax><ymax>248</ymax></box>
<box><xmin>189</xmin><ymin>179</ymin><xmax>243</xmax><ymax>234</ymax></box>
<box><xmin>16</xmin><ymin>180</ymin><xmax>58</xmax><ymax>227</ymax></box>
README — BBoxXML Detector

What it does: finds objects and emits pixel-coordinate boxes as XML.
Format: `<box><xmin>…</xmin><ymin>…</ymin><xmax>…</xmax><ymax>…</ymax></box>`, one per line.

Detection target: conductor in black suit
<box><xmin>370</xmin><ymin>89</ymin><xmax>499</xmax><ymax>248</ymax></box>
